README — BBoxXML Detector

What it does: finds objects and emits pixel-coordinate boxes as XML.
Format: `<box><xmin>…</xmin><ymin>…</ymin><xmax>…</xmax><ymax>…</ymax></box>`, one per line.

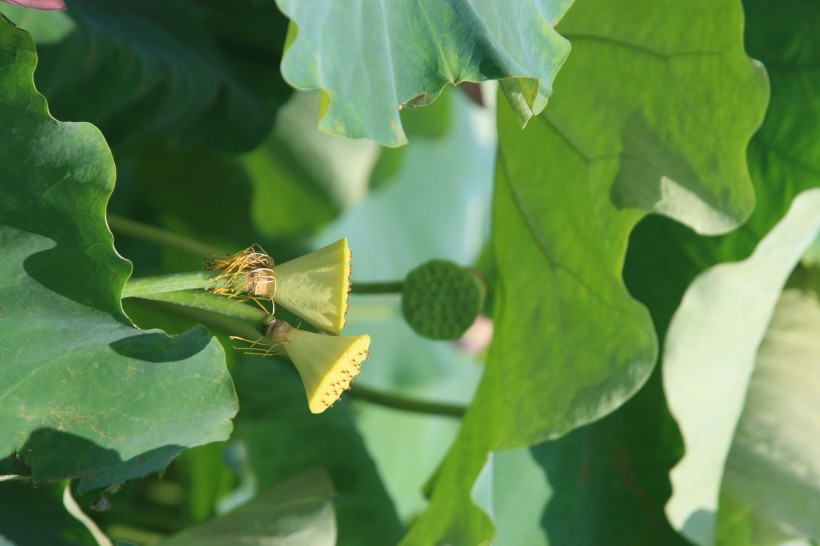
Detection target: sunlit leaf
<box><xmin>403</xmin><ymin>0</ymin><xmax>768</xmax><ymax>541</ymax></box>
<box><xmin>275</xmin><ymin>0</ymin><xmax>573</xmax><ymax>146</ymax></box>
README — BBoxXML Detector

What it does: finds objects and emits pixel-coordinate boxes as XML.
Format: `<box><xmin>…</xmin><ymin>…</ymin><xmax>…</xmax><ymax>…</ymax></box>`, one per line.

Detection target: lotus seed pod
<box><xmin>273</xmin><ymin>238</ymin><xmax>351</xmax><ymax>335</ymax></box>
<box><xmin>207</xmin><ymin>239</ymin><xmax>352</xmax><ymax>335</ymax></box>
<box><xmin>268</xmin><ymin>320</ymin><xmax>369</xmax><ymax>414</ymax></box>
<box><xmin>401</xmin><ymin>259</ymin><xmax>485</xmax><ymax>340</ymax></box>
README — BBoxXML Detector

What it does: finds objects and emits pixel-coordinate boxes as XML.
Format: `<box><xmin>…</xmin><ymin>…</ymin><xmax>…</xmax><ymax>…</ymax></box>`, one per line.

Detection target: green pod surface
<box><xmin>401</xmin><ymin>259</ymin><xmax>485</xmax><ymax>340</ymax></box>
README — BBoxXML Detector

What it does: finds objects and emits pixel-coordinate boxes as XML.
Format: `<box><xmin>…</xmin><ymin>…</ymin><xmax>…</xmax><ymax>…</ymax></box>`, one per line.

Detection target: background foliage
<box><xmin>0</xmin><ymin>0</ymin><xmax>818</xmax><ymax>545</ymax></box>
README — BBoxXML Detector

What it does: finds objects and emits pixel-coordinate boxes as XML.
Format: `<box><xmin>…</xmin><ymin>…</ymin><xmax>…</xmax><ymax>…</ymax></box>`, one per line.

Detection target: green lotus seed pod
<box><xmin>401</xmin><ymin>259</ymin><xmax>485</xmax><ymax>340</ymax></box>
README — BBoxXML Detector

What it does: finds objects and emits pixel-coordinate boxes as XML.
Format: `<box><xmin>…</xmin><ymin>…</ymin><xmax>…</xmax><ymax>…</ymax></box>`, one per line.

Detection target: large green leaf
<box><xmin>664</xmin><ymin>189</ymin><xmax>820</xmax><ymax>546</ymax></box>
<box><xmin>27</xmin><ymin>0</ymin><xmax>290</xmax><ymax>152</ymax></box>
<box><xmin>0</xmin><ymin>18</ymin><xmax>237</xmax><ymax>493</ymax></box>
<box><xmin>275</xmin><ymin>0</ymin><xmax>573</xmax><ymax>146</ymax></box>
<box><xmin>157</xmin><ymin>467</ymin><xmax>336</xmax><ymax>546</ymax></box>
<box><xmin>403</xmin><ymin>0</ymin><xmax>767</xmax><ymax>542</ymax></box>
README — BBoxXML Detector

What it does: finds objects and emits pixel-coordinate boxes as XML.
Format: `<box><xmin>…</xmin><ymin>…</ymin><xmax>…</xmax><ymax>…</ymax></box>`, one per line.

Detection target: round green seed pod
<box><xmin>401</xmin><ymin>259</ymin><xmax>485</xmax><ymax>340</ymax></box>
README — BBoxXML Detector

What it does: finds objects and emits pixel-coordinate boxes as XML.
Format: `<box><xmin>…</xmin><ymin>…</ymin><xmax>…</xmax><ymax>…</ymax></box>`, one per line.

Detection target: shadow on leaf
<box><xmin>16</xmin><ymin>428</ymin><xmax>185</xmax><ymax>494</ymax></box>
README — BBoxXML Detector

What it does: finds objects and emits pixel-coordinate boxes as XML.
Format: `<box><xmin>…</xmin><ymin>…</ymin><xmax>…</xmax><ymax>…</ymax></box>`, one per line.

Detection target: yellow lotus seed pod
<box><xmin>206</xmin><ymin>239</ymin><xmax>352</xmax><ymax>335</ymax></box>
<box><xmin>273</xmin><ymin>238</ymin><xmax>351</xmax><ymax>335</ymax></box>
<box><xmin>268</xmin><ymin>320</ymin><xmax>369</xmax><ymax>414</ymax></box>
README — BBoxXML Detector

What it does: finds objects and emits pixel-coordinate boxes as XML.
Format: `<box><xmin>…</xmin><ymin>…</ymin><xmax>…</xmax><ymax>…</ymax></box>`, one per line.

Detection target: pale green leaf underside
<box><xmin>471</xmin><ymin>448</ymin><xmax>551</xmax><ymax>546</ymax></box>
<box><xmin>664</xmin><ymin>189</ymin><xmax>820</xmax><ymax>546</ymax></box>
<box><xmin>275</xmin><ymin>0</ymin><xmax>573</xmax><ymax>146</ymax></box>
<box><xmin>158</xmin><ymin>467</ymin><xmax>337</xmax><ymax>546</ymax></box>
<box><xmin>719</xmin><ymin>289</ymin><xmax>820</xmax><ymax>546</ymax></box>
<box><xmin>403</xmin><ymin>0</ymin><xmax>769</xmax><ymax>543</ymax></box>
<box><xmin>0</xmin><ymin>18</ymin><xmax>237</xmax><ymax>492</ymax></box>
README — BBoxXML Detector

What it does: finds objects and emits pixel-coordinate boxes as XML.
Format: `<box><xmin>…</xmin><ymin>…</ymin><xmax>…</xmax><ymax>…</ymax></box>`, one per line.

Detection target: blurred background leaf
<box><xmin>0</xmin><ymin>480</ymin><xmax>99</xmax><ymax>546</ymax></box>
<box><xmin>471</xmin><ymin>447</ymin><xmax>552</xmax><ymax>546</ymax></box>
<box><xmin>0</xmin><ymin>3</ymin><xmax>73</xmax><ymax>42</ymax></box>
<box><xmin>312</xmin><ymin>87</ymin><xmax>493</xmax><ymax>523</ymax></box>
<box><xmin>233</xmin><ymin>356</ymin><xmax>404</xmax><ymax>546</ymax></box>
<box><xmin>156</xmin><ymin>467</ymin><xmax>336</xmax><ymax>546</ymax></box>
<box><xmin>27</xmin><ymin>0</ymin><xmax>291</xmax><ymax>152</ymax></box>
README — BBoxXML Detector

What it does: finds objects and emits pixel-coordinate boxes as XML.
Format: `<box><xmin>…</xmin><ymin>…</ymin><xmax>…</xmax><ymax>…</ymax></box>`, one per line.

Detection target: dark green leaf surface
<box><xmin>157</xmin><ymin>467</ymin><xmax>336</xmax><ymax>546</ymax></box>
<box><xmin>275</xmin><ymin>0</ymin><xmax>573</xmax><ymax>146</ymax></box>
<box><xmin>132</xmin><ymin>142</ymin><xmax>258</xmax><ymax>245</ymax></box>
<box><xmin>0</xmin><ymin>480</ymin><xmax>98</xmax><ymax>546</ymax></box>
<box><xmin>532</xmin><ymin>371</ymin><xmax>689</xmax><ymax>546</ymax></box>
<box><xmin>30</xmin><ymin>0</ymin><xmax>290</xmax><ymax>152</ymax></box>
<box><xmin>403</xmin><ymin>0</ymin><xmax>767</xmax><ymax>542</ymax></box>
<box><xmin>113</xmin><ymin>134</ymin><xmax>339</xmax><ymax>256</ymax></box>
<box><xmin>0</xmin><ymin>18</ymin><xmax>237</xmax><ymax>492</ymax></box>
<box><xmin>234</xmin><ymin>357</ymin><xmax>404</xmax><ymax>546</ymax></box>
<box><xmin>735</xmin><ymin>0</ymin><xmax>820</xmax><ymax>244</ymax></box>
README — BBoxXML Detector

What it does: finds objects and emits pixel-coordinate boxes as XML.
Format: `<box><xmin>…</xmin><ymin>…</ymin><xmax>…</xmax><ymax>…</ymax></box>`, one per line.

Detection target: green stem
<box><xmin>347</xmin><ymin>384</ymin><xmax>467</xmax><ymax>418</ymax></box>
<box><xmin>122</xmin><ymin>271</ymin><xmax>231</xmax><ymax>298</ymax></box>
<box><xmin>132</xmin><ymin>289</ymin><xmax>271</xmax><ymax>325</ymax></box>
<box><xmin>133</xmin><ymin>296</ymin><xmax>270</xmax><ymax>344</ymax></box>
<box><xmin>124</xmin><ymin>268</ymin><xmax>405</xmax><ymax>302</ymax></box>
<box><xmin>108</xmin><ymin>213</ymin><xmax>227</xmax><ymax>259</ymax></box>
<box><xmin>350</xmin><ymin>281</ymin><xmax>404</xmax><ymax>294</ymax></box>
